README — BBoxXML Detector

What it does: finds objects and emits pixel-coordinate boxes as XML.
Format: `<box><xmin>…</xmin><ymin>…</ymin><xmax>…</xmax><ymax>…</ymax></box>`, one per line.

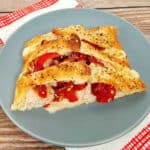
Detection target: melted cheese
<box><xmin>23</xmin><ymin>45</ymin><xmax>37</xmax><ymax>57</ymax></box>
<box><xmin>23</xmin><ymin>32</ymin><xmax>57</xmax><ymax>56</ymax></box>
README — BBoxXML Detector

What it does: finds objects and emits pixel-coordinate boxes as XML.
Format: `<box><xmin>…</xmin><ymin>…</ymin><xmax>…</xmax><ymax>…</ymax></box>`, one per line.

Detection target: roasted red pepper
<box><xmin>91</xmin><ymin>83</ymin><xmax>116</xmax><ymax>103</ymax></box>
<box><xmin>34</xmin><ymin>84</ymin><xmax>47</xmax><ymax>98</ymax></box>
<box><xmin>52</xmin><ymin>81</ymin><xmax>87</xmax><ymax>102</ymax></box>
<box><xmin>43</xmin><ymin>103</ymin><xmax>50</xmax><ymax>108</ymax></box>
<box><xmin>34</xmin><ymin>52</ymin><xmax>60</xmax><ymax>72</ymax></box>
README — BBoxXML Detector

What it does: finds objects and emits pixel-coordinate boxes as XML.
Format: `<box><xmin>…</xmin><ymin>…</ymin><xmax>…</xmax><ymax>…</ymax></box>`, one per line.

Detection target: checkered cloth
<box><xmin>122</xmin><ymin>123</ymin><xmax>150</xmax><ymax>150</ymax></box>
<box><xmin>0</xmin><ymin>0</ymin><xmax>149</xmax><ymax>149</ymax></box>
<box><xmin>0</xmin><ymin>0</ymin><xmax>82</xmax><ymax>46</ymax></box>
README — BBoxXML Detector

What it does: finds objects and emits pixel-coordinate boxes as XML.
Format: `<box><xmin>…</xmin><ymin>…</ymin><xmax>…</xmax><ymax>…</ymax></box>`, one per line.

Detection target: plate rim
<box><xmin>0</xmin><ymin>8</ymin><xmax>150</xmax><ymax>147</ymax></box>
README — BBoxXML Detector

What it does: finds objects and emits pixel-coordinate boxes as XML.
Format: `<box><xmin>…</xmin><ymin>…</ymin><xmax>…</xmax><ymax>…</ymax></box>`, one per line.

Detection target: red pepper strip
<box><xmin>34</xmin><ymin>52</ymin><xmax>60</xmax><ymax>72</ymax></box>
<box><xmin>72</xmin><ymin>52</ymin><xmax>104</xmax><ymax>67</ymax></box>
<box><xmin>81</xmin><ymin>39</ymin><xmax>105</xmax><ymax>51</ymax></box>
<box><xmin>43</xmin><ymin>103</ymin><xmax>50</xmax><ymax>108</ymax></box>
<box><xmin>91</xmin><ymin>83</ymin><xmax>116</xmax><ymax>103</ymax></box>
<box><xmin>52</xmin><ymin>82</ymin><xmax>87</xmax><ymax>102</ymax></box>
<box><xmin>53</xmin><ymin>97</ymin><xmax>62</xmax><ymax>102</ymax></box>
<box><xmin>34</xmin><ymin>85</ymin><xmax>47</xmax><ymax>98</ymax></box>
<box><xmin>41</xmin><ymin>40</ymin><xmax>49</xmax><ymax>45</ymax></box>
<box><xmin>73</xmin><ymin>83</ymin><xmax>87</xmax><ymax>90</ymax></box>
<box><xmin>64</xmin><ymin>91</ymin><xmax>78</xmax><ymax>102</ymax></box>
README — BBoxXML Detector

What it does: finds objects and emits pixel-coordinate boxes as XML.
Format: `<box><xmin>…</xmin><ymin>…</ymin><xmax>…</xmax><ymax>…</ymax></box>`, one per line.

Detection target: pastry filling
<box><xmin>52</xmin><ymin>81</ymin><xmax>87</xmax><ymax>102</ymax></box>
<box><xmin>33</xmin><ymin>50</ymin><xmax>115</xmax><ymax>105</ymax></box>
<box><xmin>33</xmin><ymin>52</ymin><xmax>104</xmax><ymax>72</ymax></box>
<box><xmin>91</xmin><ymin>83</ymin><xmax>116</xmax><ymax>103</ymax></box>
<box><xmin>34</xmin><ymin>82</ymin><xmax>116</xmax><ymax>107</ymax></box>
<box><xmin>34</xmin><ymin>84</ymin><xmax>47</xmax><ymax>98</ymax></box>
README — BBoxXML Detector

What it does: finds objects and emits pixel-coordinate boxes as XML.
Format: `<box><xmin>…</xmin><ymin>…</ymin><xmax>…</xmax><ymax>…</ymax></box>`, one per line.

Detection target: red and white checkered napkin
<box><xmin>0</xmin><ymin>0</ymin><xmax>149</xmax><ymax>149</ymax></box>
<box><xmin>0</xmin><ymin>0</ymin><xmax>82</xmax><ymax>47</ymax></box>
<box><xmin>122</xmin><ymin>122</ymin><xmax>150</xmax><ymax>150</ymax></box>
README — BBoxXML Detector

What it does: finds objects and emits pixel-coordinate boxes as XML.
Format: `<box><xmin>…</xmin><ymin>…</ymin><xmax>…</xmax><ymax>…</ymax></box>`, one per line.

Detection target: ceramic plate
<box><xmin>0</xmin><ymin>8</ymin><xmax>149</xmax><ymax>147</ymax></box>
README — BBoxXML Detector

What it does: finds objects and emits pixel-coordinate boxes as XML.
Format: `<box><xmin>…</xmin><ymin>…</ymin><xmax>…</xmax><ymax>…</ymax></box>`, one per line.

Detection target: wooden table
<box><xmin>0</xmin><ymin>0</ymin><xmax>150</xmax><ymax>149</ymax></box>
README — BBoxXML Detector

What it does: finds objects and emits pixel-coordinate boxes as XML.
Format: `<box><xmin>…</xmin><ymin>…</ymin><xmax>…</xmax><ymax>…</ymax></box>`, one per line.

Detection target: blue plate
<box><xmin>0</xmin><ymin>8</ymin><xmax>150</xmax><ymax>147</ymax></box>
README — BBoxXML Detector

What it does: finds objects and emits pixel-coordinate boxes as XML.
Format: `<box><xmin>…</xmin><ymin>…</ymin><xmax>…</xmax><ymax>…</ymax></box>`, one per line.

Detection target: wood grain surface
<box><xmin>1</xmin><ymin>0</ymin><xmax>150</xmax><ymax>11</ymax></box>
<box><xmin>0</xmin><ymin>0</ymin><xmax>150</xmax><ymax>149</ymax></box>
<box><xmin>79</xmin><ymin>0</ymin><xmax>150</xmax><ymax>8</ymax></box>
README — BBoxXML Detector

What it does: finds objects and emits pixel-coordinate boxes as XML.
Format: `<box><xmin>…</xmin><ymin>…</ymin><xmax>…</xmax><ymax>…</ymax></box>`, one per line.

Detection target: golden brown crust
<box><xmin>52</xmin><ymin>25</ymin><xmax>122</xmax><ymax>49</ymax></box>
<box><xmin>52</xmin><ymin>25</ymin><xmax>129</xmax><ymax>67</ymax></box>
<box><xmin>24</xmin><ymin>32</ymin><xmax>57</xmax><ymax>48</ymax></box>
<box><xmin>86</xmin><ymin>26</ymin><xmax>123</xmax><ymax>49</ymax></box>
